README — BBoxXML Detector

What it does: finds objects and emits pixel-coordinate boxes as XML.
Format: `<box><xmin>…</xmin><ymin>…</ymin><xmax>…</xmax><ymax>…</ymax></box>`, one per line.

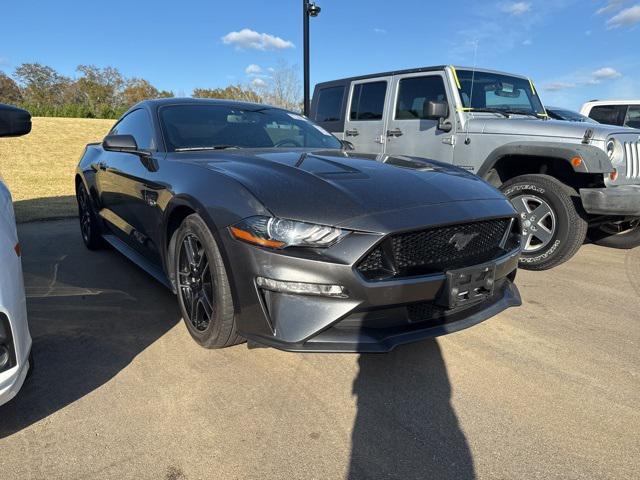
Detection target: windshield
<box><xmin>456</xmin><ymin>69</ymin><xmax>545</xmax><ymax>116</ymax></box>
<box><xmin>160</xmin><ymin>104</ymin><xmax>343</xmax><ymax>152</ymax></box>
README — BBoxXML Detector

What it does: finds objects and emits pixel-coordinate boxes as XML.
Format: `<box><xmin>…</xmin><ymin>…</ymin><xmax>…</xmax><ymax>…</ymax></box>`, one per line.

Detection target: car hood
<box><xmin>467</xmin><ymin>116</ymin><xmax>637</xmax><ymax>141</ymax></box>
<box><xmin>182</xmin><ymin>149</ymin><xmax>507</xmax><ymax>229</ymax></box>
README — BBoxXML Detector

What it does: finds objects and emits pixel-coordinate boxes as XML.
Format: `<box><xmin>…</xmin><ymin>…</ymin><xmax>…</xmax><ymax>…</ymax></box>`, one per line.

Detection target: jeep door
<box><xmin>342</xmin><ymin>77</ymin><xmax>391</xmax><ymax>154</ymax></box>
<box><xmin>383</xmin><ymin>72</ymin><xmax>455</xmax><ymax>163</ymax></box>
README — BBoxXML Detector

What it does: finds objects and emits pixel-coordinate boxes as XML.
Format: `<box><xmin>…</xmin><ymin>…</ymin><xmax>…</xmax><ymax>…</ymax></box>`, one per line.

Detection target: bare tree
<box><xmin>0</xmin><ymin>72</ymin><xmax>22</xmax><ymax>104</ymax></box>
<box><xmin>257</xmin><ymin>61</ymin><xmax>302</xmax><ymax>112</ymax></box>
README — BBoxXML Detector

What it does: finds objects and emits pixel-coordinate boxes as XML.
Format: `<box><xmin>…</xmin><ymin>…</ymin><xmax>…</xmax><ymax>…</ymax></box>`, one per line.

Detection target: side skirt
<box><xmin>102</xmin><ymin>234</ymin><xmax>174</xmax><ymax>293</ymax></box>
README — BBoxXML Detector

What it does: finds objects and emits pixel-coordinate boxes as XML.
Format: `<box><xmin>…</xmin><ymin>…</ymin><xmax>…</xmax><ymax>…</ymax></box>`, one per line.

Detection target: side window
<box><xmin>314</xmin><ymin>86</ymin><xmax>345</xmax><ymax>122</ymax></box>
<box><xmin>588</xmin><ymin>105</ymin><xmax>627</xmax><ymax>126</ymax></box>
<box><xmin>395</xmin><ymin>76</ymin><xmax>447</xmax><ymax>120</ymax></box>
<box><xmin>624</xmin><ymin>106</ymin><xmax>640</xmax><ymax>129</ymax></box>
<box><xmin>350</xmin><ymin>81</ymin><xmax>387</xmax><ymax>121</ymax></box>
<box><xmin>111</xmin><ymin>109</ymin><xmax>155</xmax><ymax>150</ymax></box>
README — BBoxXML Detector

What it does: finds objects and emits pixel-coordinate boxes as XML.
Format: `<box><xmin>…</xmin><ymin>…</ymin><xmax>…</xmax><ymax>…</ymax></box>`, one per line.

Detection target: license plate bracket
<box><xmin>437</xmin><ymin>264</ymin><xmax>496</xmax><ymax>309</ymax></box>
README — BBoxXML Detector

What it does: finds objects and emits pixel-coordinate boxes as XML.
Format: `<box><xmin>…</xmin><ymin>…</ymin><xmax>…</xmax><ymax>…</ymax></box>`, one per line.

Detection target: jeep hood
<box><xmin>187</xmin><ymin>149</ymin><xmax>508</xmax><ymax>229</ymax></box>
<box><xmin>467</xmin><ymin>116</ymin><xmax>636</xmax><ymax>141</ymax></box>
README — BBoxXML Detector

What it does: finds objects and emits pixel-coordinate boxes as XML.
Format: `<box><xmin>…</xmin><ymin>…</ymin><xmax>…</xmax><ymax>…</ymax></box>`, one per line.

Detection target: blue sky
<box><xmin>1</xmin><ymin>0</ymin><xmax>639</xmax><ymax>109</ymax></box>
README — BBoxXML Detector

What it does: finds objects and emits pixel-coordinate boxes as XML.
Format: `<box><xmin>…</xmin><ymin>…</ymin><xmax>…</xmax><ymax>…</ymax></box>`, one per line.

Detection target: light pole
<box><xmin>303</xmin><ymin>0</ymin><xmax>321</xmax><ymax>116</ymax></box>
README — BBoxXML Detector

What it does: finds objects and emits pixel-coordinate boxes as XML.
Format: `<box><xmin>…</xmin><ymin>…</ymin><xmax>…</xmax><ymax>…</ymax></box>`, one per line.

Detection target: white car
<box><xmin>580</xmin><ymin>100</ymin><xmax>640</xmax><ymax>129</ymax></box>
<box><xmin>0</xmin><ymin>104</ymin><xmax>32</xmax><ymax>406</ymax></box>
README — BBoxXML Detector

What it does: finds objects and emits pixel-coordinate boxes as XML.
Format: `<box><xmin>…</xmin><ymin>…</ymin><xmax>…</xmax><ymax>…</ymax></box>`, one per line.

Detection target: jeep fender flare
<box><xmin>477</xmin><ymin>141</ymin><xmax>613</xmax><ymax>179</ymax></box>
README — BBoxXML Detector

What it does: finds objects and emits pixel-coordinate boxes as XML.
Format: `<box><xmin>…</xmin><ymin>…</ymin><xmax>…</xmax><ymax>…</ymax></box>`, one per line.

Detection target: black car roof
<box><xmin>133</xmin><ymin>97</ymin><xmax>277</xmax><ymax>114</ymax></box>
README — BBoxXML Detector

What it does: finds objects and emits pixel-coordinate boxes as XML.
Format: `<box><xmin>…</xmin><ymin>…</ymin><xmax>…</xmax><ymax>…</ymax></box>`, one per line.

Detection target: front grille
<box><xmin>624</xmin><ymin>141</ymin><xmax>640</xmax><ymax>179</ymax></box>
<box><xmin>357</xmin><ymin>218</ymin><xmax>516</xmax><ymax>280</ymax></box>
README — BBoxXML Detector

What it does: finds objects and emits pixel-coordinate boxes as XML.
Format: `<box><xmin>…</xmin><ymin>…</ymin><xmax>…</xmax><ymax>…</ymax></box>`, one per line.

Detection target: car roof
<box><xmin>313</xmin><ymin>65</ymin><xmax>530</xmax><ymax>87</ymax></box>
<box><xmin>131</xmin><ymin>97</ymin><xmax>280</xmax><ymax>114</ymax></box>
<box><xmin>582</xmin><ymin>100</ymin><xmax>640</xmax><ymax>106</ymax></box>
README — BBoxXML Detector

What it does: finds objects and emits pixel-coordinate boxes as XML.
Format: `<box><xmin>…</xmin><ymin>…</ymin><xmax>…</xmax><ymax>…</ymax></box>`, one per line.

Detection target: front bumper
<box><xmin>580</xmin><ymin>185</ymin><xmax>640</xmax><ymax>216</ymax></box>
<box><xmin>222</xmin><ymin>222</ymin><xmax>521</xmax><ymax>353</ymax></box>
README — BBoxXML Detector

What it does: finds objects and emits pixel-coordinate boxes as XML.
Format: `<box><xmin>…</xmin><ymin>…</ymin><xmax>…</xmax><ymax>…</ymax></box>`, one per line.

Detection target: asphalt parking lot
<box><xmin>0</xmin><ymin>219</ymin><xmax>638</xmax><ymax>480</ymax></box>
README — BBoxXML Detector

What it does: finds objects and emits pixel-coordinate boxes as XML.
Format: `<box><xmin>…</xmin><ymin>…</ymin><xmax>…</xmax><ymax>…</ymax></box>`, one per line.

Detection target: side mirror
<box><xmin>341</xmin><ymin>140</ymin><xmax>355</xmax><ymax>151</ymax></box>
<box><xmin>0</xmin><ymin>104</ymin><xmax>32</xmax><ymax>138</ymax></box>
<box><xmin>423</xmin><ymin>100</ymin><xmax>452</xmax><ymax>132</ymax></box>
<box><xmin>103</xmin><ymin>134</ymin><xmax>147</xmax><ymax>155</ymax></box>
<box><xmin>423</xmin><ymin>100</ymin><xmax>449</xmax><ymax>120</ymax></box>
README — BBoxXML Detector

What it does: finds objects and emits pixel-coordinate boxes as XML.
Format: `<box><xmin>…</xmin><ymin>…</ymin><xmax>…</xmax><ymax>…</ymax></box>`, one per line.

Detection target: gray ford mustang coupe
<box><xmin>75</xmin><ymin>98</ymin><xmax>522</xmax><ymax>352</ymax></box>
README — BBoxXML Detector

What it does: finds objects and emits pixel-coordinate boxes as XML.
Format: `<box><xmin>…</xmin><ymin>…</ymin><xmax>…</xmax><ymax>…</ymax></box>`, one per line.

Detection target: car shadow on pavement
<box><xmin>0</xmin><ymin>219</ymin><xmax>179</xmax><ymax>438</ymax></box>
<box><xmin>349</xmin><ymin>340</ymin><xmax>475</xmax><ymax>480</ymax></box>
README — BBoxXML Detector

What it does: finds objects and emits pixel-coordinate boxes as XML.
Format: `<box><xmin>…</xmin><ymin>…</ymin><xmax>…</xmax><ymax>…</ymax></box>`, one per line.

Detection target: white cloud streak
<box><xmin>543</xmin><ymin>67</ymin><xmax>623</xmax><ymax>91</ymax></box>
<box><xmin>502</xmin><ymin>2</ymin><xmax>531</xmax><ymax>15</ymax></box>
<box><xmin>245</xmin><ymin>64</ymin><xmax>262</xmax><ymax>75</ymax></box>
<box><xmin>606</xmin><ymin>4</ymin><xmax>640</xmax><ymax>28</ymax></box>
<box><xmin>221</xmin><ymin>29</ymin><xmax>295</xmax><ymax>51</ymax></box>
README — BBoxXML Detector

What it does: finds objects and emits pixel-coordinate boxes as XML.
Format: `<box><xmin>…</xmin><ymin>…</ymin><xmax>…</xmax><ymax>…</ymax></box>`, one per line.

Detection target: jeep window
<box><xmin>315</xmin><ymin>86</ymin><xmax>345</xmax><ymax>122</ymax></box>
<box><xmin>587</xmin><ymin>105</ymin><xmax>627</xmax><ymax>126</ymax></box>
<box><xmin>395</xmin><ymin>76</ymin><xmax>447</xmax><ymax>120</ymax></box>
<box><xmin>624</xmin><ymin>105</ymin><xmax>640</xmax><ymax>129</ymax></box>
<box><xmin>456</xmin><ymin>70</ymin><xmax>545</xmax><ymax>115</ymax></box>
<box><xmin>349</xmin><ymin>81</ymin><xmax>387</xmax><ymax>121</ymax></box>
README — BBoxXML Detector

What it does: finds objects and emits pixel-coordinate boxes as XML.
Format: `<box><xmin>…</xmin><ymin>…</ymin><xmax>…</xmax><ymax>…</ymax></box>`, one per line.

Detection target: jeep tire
<box><xmin>500</xmin><ymin>174</ymin><xmax>588</xmax><ymax>270</ymax></box>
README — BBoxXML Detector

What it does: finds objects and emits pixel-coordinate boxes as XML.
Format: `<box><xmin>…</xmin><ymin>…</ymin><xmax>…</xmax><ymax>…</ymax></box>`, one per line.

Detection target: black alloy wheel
<box><xmin>177</xmin><ymin>234</ymin><xmax>215</xmax><ymax>332</ymax></box>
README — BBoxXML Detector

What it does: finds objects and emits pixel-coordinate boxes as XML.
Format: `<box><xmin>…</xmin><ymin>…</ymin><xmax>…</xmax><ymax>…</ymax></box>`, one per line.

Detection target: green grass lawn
<box><xmin>0</xmin><ymin>117</ymin><xmax>114</xmax><ymax>222</ymax></box>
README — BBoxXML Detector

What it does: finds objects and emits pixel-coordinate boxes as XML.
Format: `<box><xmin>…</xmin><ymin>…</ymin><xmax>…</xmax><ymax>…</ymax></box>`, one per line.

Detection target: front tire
<box><xmin>588</xmin><ymin>219</ymin><xmax>640</xmax><ymax>249</ymax></box>
<box><xmin>174</xmin><ymin>214</ymin><xmax>242</xmax><ymax>349</ymax></box>
<box><xmin>500</xmin><ymin>174</ymin><xmax>587</xmax><ymax>270</ymax></box>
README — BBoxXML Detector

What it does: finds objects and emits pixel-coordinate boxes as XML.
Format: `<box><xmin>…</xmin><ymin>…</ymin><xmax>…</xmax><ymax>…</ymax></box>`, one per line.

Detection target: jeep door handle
<box><xmin>97</xmin><ymin>161</ymin><xmax>107</xmax><ymax>171</ymax></box>
<box><xmin>345</xmin><ymin>129</ymin><xmax>359</xmax><ymax>137</ymax></box>
<box><xmin>387</xmin><ymin>128</ymin><xmax>403</xmax><ymax>137</ymax></box>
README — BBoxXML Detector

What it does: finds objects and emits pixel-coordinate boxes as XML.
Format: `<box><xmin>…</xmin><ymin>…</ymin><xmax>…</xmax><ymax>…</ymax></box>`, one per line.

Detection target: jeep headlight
<box><xmin>606</xmin><ymin>139</ymin><xmax>616</xmax><ymax>159</ymax></box>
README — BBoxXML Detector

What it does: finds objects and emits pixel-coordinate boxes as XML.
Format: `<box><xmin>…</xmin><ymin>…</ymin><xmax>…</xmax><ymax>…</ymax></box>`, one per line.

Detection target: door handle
<box><xmin>386</xmin><ymin>128</ymin><xmax>403</xmax><ymax>137</ymax></box>
<box><xmin>97</xmin><ymin>162</ymin><xmax>107</xmax><ymax>171</ymax></box>
<box><xmin>345</xmin><ymin>129</ymin><xmax>359</xmax><ymax>137</ymax></box>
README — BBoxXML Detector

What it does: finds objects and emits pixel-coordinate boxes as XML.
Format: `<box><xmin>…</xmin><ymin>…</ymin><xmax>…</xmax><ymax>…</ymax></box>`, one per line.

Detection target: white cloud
<box><xmin>591</xmin><ymin>67</ymin><xmax>622</xmax><ymax>80</ymax></box>
<box><xmin>502</xmin><ymin>2</ymin><xmax>531</xmax><ymax>15</ymax></box>
<box><xmin>544</xmin><ymin>82</ymin><xmax>577</xmax><ymax>91</ymax></box>
<box><xmin>251</xmin><ymin>78</ymin><xmax>267</xmax><ymax>88</ymax></box>
<box><xmin>221</xmin><ymin>28</ymin><xmax>295</xmax><ymax>51</ymax></box>
<box><xmin>373</xmin><ymin>28</ymin><xmax>387</xmax><ymax>34</ymax></box>
<box><xmin>543</xmin><ymin>67</ymin><xmax>623</xmax><ymax>91</ymax></box>
<box><xmin>245</xmin><ymin>64</ymin><xmax>262</xmax><ymax>75</ymax></box>
<box><xmin>596</xmin><ymin>0</ymin><xmax>629</xmax><ymax>15</ymax></box>
<box><xmin>606</xmin><ymin>4</ymin><xmax>640</xmax><ymax>28</ymax></box>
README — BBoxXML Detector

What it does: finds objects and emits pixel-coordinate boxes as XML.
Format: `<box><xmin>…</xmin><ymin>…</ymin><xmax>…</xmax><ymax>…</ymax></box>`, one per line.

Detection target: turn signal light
<box><xmin>610</xmin><ymin>169</ymin><xmax>618</xmax><ymax>181</ymax></box>
<box><xmin>570</xmin><ymin>156</ymin><xmax>582</xmax><ymax>167</ymax></box>
<box><xmin>14</xmin><ymin>243</ymin><xmax>21</xmax><ymax>257</ymax></box>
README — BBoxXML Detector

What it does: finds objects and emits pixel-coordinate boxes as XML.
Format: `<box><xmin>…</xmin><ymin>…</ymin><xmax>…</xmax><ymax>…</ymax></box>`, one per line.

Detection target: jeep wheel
<box><xmin>588</xmin><ymin>219</ymin><xmax>640</xmax><ymax>249</ymax></box>
<box><xmin>500</xmin><ymin>174</ymin><xmax>587</xmax><ymax>270</ymax></box>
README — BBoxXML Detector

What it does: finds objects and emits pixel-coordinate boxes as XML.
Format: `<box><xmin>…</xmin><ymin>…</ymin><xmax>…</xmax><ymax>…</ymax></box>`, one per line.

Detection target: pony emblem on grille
<box><xmin>448</xmin><ymin>232</ymin><xmax>479</xmax><ymax>251</ymax></box>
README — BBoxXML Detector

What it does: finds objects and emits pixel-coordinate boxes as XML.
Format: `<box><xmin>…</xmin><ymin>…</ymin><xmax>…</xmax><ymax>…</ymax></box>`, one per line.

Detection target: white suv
<box><xmin>580</xmin><ymin>100</ymin><xmax>640</xmax><ymax>129</ymax></box>
<box><xmin>0</xmin><ymin>104</ymin><xmax>32</xmax><ymax>406</ymax></box>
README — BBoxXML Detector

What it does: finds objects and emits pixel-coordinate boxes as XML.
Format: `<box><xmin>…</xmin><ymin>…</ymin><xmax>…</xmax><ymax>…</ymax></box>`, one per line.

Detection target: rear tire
<box><xmin>500</xmin><ymin>174</ymin><xmax>588</xmax><ymax>270</ymax></box>
<box><xmin>174</xmin><ymin>214</ymin><xmax>243</xmax><ymax>349</ymax></box>
<box><xmin>76</xmin><ymin>181</ymin><xmax>104</xmax><ymax>250</ymax></box>
<box><xmin>588</xmin><ymin>220</ymin><xmax>640</xmax><ymax>249</ymax></box>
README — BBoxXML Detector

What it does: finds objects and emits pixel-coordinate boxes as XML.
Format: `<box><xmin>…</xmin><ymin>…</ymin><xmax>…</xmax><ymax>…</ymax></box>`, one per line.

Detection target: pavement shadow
<box><xmin>0</xmin><ymin>219</ymin><xmax>179</xmax><ymax>438</ymax></box>
<box><xmin>349</xmin><ymin>340</ymin><xmax>475</xmax><ymax>479</ymax></box>
<box><xmin>13</xmin><ymin>195</ymin><xmax>76</xmax><ymax>224</ymax></box>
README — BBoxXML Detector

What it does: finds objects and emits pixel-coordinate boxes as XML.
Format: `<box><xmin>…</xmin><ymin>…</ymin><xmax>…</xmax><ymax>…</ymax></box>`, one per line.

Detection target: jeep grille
<box><xmin>624</xmin><ymin>140</ymin><xmax>640</xmax><ymax>179</ymax></box>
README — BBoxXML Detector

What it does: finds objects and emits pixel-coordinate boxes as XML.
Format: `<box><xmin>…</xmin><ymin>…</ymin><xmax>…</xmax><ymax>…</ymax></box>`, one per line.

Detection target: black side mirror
<box><xmin>341</xmin><ymin>139</ymin><xmax>355</xmax><ymax>151</ymax></box>
<box><xmin>0</xmin><ymin>104</ymin><xmax>31</xmax><ymax>138</ymax></box>
<box><xmin>423</xmin><ymin>100</ymin><xmax>452</xmax><ymax>132</ymax></box>
<box><xmin>103</xmin><ymin>134</ymin><xmax>149</xmax><ymax>155</ymax></box>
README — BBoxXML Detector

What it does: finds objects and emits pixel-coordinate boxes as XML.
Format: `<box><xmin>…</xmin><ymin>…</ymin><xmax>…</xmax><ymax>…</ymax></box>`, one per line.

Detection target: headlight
<box><xmin>606</xmin><ymin>139</ymin><xmax>616</xmax><ymax>159</ymax></box>
<box><xmin>230</xmin><ymin>216</ymin><xmax>349</xmax><ymax>249</ymax></box>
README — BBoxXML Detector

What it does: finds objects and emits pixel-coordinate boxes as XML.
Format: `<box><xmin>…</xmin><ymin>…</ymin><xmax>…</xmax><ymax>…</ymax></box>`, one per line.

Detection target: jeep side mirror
<box><xmin>0</xmin><ymin>104</ymin><xmax>32</xmax><ymax>138</ymax></box>
<box><xmin>103</xmin><ymin>134</ymin><xmax>149</xmax><ymax>156</ymax></box>
<box><xmin>423</xmin><ymin>100</ymin><xmax>452</xmax><ymax>132</ymax></box>
<box><xmin>424</xmin><ymin>100</ymin><xmax>449</xmax><ymax>120</ymax></box>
